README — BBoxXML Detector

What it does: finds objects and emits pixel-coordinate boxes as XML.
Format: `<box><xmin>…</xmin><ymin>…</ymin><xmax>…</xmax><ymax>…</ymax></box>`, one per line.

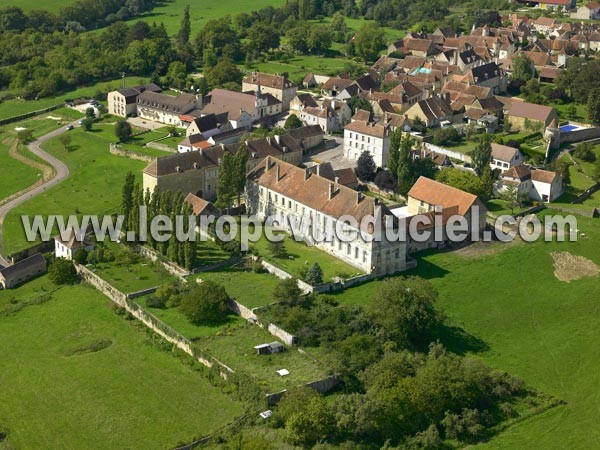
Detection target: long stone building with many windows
<box><xmin>246</xmin><ymin>157</ymin><xmax>409</xmax><ymax>275</ymax></box>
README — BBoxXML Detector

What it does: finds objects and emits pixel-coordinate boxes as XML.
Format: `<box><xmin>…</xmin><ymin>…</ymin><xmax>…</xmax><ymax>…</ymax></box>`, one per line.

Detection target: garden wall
<box><xmin>268</xmin><ymin>323</ymin><xmax>297</xmax><ymax>346</ymax></box>
<box><xmin>109</xmin><ymin>143</ymin><xmax>154</xmax><ymax>163</ymax></box>
<box><xmin>423</xmin><ymin>142</ymin><xmax>472</xmax><ymax>163</ymax></box>
<box><xmin>75</xmin><ymin>264</ymin><xmax>214</xmax><ymax>368</ymax></box>
<box><xmin>136</xmin><ymin>245</ymin><xmax>190</xmax><ymax>278</ymax></box>
<box><xmin>559</xmin><ymin>126</ymin><xmax>600</xmax><ymax>145</ymax></box>
<box><xmin>126</xmin><ymin>286</ymin><xmax>159</xmax><ymax>299</ymax></box>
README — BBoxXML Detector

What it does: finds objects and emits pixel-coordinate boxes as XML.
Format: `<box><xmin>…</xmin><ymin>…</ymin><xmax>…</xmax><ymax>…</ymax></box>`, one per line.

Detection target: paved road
<box><xmin>0</xmin><ymin>123</ymin><xmax>73</xmax><ymax>266</ymax></box>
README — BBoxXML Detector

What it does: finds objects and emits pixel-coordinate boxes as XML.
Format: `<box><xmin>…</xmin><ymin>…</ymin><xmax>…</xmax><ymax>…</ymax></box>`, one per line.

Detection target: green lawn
<box><xmin>195</xmin><ymin>239</ymin><xmax>232</xmax><ymax>267</ymax></box>
<box><xmin>194</xmin><ymin>265</ymin><xmax>282</xmax><ymax>308</ymax></box>
<box><xmin>0</xmin><ymin>76</ymin><xmax>149</xmax><ymax>120</ymax></box>
<box><xmin>0</xmin><ymin>277</ymin><xmax>244</xmax><ymax>449</ymax></box>
<box><xmin>334</xmin><ymin>213</ymin><xmax>600</xmax><ymax>448</ymax></box>
<box><xmin>0</xmin><ymin>143</ymin><xmax>41</xmax><ymax>202</ymax></box>
<box><xmin>136</xmin><ymin>293</ymin><xmax>247</xmax><ymax>341</ymax></box>
<box><xmin>120</xmin><ymin>0</ymin><xmax>287</xmax><ymax>36</ymax></box>
<box><xmin>250</xmin><ymin>228</ymin><xmax>364</xmax><ymax>281</ymax></box>
<box><xmin>93</xmin><ymin>257</ymin><xmax>176</xmax><ymax>294</ymax></box>
<box><xmin>196</xmin><ymin>323</ymin><xmax>330</xmax><ymax>393</ymax></box>
<box><xmin>7</xmin><ymin>0</ymin><xmax>72</xmax><ymax>11</ymax></box>
<box><xmin>2</xmin><ymin>127</ymin><xmax>147</xmax><ymax>255</ymax></box>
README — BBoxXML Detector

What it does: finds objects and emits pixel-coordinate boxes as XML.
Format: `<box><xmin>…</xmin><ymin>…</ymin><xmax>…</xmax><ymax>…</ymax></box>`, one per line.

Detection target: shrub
<box><xmin>73</xmin><ymin>249</ymin><xmax>88</xmax><ymax>265</ymax></box>
<box><xmin>146</xmin><ymin>295</ymin><xmax>166</xmax><ymax>309</ymax></box>
<box><xmin>179</xmin><ymin>281</ymin><xmax>230</xmax><ymax>325</ymax></box>
<box><xmin>48</xmin><ymin>258</ymin><xmax>78</xmax><ymax>285</ymax></box>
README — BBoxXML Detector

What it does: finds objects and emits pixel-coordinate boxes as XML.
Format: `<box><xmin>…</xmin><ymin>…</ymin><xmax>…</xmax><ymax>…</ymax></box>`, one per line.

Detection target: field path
<box><xmin>0</xmin><ymin>124</ymin><xmax>74</xmax><ymax>266</ymax></box>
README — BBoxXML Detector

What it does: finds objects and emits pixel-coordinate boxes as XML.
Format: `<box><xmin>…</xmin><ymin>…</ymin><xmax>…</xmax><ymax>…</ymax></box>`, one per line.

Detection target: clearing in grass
<box><xmin>0</xmin><ymin>277</ymin><xmax>244</xmax><ymax>449</ymax></box>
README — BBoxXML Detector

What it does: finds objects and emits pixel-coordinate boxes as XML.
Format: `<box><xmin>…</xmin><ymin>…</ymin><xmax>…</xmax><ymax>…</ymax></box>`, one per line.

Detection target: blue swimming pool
<box><xmin>560</xmin><ymin>124</ymin><xmax>579</xmax><ymax>132</ymax></box>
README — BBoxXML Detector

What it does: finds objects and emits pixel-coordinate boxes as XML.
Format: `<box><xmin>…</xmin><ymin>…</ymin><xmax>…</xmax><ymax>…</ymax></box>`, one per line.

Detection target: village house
<box><xmin>525</xmin><ymin>0</ymin><xmax>575</xmax><ymax>12</ymax></box>
<box><xmin>321</xmin><ymin>77</ymin><xmax>359</xmax><ymax>99</ymax></box>
<box><xmin>572</xmin><ymin>1</ymin><xmax>600</xmax><ymax>19</ymax></box>
<box><xmin>289</xmin><ymin>93</ymin><xmax>319</xmax><ymax>116</ymax></box>
<box><xmin>344</xmin><ymin>117</ymin><xmax>391</xmax><ymax>167</ymax></box>
<box><xmin>286</xmin><ymin>125</ymin><xmax>325</xmax><ymax>151</ymax></box>
<box><xmin>462</xmin><ymin>62</ymin><xmax>508</xmax><ymax>94</ymax></box>
<box><xmin>0</xmin><ymin>254</ymin><xmax>47</xmax><ymax>289</ymax></box>
<box><xmin>136</xmin><ymin>91</ymin><xmax>201</xmax><ymax>126</ymax></box>
<box><xmin>405</xmin><ymin>95</ymin><xmax>455</xmax><ymax>128</ymax></box>
<box><xmin>490</xmin><ymin>143</ymin><xmax>525</xmax><ymax>173</ymax></box>
<box><xmin>201</xmin><ymin>88</ymin><xmax>282</xmax><ymax>128</ymax></box>
<box><xmin>302</xmin><ymin>73</ymin><xmax>331</xmax><ymax>88</ymax></box>
<box><xmin>498</xmin><ymin>164</ymin><xmax>563</xmax><ymax>202</ymax></box>
<box><xmin>54</xmin><ymin>228</ymin><xmax>95</xmax><ymax>260</ymax></box>
<box><xmin>297</xmin><ymin>99</ymin><xmax>352</xmax><ymax>133</ymax></box>
<box><xmin>143</xmin><ymin>130</ymin><xmax>319</xmax><ymax>199</ymax></box>
<box><xmin>401</xmin><ymin>177</ymin><xmax>487</xmax><ymax>253</ymax></box>
<box><xmin>177</xmin><ymin>128</ymin><xmax>247</xmax><ymax>153</ymax></box>
<box><xmin>107</xmin><ymin>83</ymin><xmax>161</xmax><ymax>117</ymax></box>
<box><xmin>184</xmin><ymin>193</ymin><xmax>221</xmax><ymax>224</ymax></box>
<box><xmin>246</xmin><ymin>157</ymin><xmax>409</xmax><ymax>275</ymax></box>
<box><xmin>242</xmin><ymin>72</ymin><xmax>297</xmax><ymax>110</ymax></box>
<box><xmin>505</xmin><ymin>101</ymin><xmax>558</xmax><ymax>133</ymax></box>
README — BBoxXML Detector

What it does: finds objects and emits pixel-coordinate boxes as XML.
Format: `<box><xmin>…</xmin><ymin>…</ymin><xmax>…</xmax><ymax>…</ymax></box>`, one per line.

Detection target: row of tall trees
<box><xmin>215</xmin><ymin>147</ymin><xmax>248</xmax><ymax>209</ymax></box>
<box><xmin>121</xmin><ymin>172</ymin><xmax>197</xmax><ymax>269</ymax></box>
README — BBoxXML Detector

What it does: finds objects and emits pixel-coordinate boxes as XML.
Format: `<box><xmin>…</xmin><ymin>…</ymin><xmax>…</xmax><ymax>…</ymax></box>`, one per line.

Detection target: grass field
<box><xmin>0</xmin><ymin>76</ymin><xmax>149</xmax><ymax>120</ymax></box>
<box><xmin>93</xmin><ymin>257</ymin><xmax>176</xmax><ymax>294</ymax></box>
<box><xmin>194</xmin><ymin>265</ymin><xmax>282</xmax><ymax>308</ymax></box>
<box><xmin>3</xmin><ymin>0</ymin><xmax>72</xmax><ymax>11</ymax></box>
<box><xmin>334</xmin><ymin>212</ymin><xmax>600</xmax><ymax>448</ymax></box>
<box><xmin>0</xmin><ymin>143</ymin><xmax>41</xmax><ymax>202</ymax></box>
<box><xmin>0</xmin><ymin>276</ymin><xmax>244</xmax><ymax>449</ymax></box>
<box><xmin>250</xmin><ymin>227</ymin><xmax>364</xmax><ymax>281</ymax></box>
<box><xmin>196</xmin><ymin>323</ymin><xmax>329</xmax><ymax>392</ymax></box>
<box><xmin>2</xmin><ymin>126</ymin><xmax>147</xmax><ymax>255</ymax></box>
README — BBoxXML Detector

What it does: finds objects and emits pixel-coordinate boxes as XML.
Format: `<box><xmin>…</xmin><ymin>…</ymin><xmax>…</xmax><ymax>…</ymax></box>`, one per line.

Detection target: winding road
<box><xmin>0</xmin><ymin>123</ymin><xmax>74</xmax><ymax>266</ymax></box>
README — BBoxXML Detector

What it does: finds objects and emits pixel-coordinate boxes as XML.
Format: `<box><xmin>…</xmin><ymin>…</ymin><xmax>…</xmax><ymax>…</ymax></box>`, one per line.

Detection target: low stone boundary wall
<box><xmin>109</xmin><ymin>143</ymin><xmax>154</xmax><ymax>163</ymax></box>
<box><xmin>227</xmin><ymin>299</ymin><xmax>258</xmax><ymax>322</ymax></box>
<box><xmin>423</xmin><ymin>142</ymin><xmax>472</xmax><ymax>163</ymax></box>
<box><xmin>146</xmin><ymin>141</ymin><xmax>177</xmax><ymax>152</ymax></box>
<box><xmin>75</xmin><ymin>264</ymin><xmax>214</xmax><ymax>369</ymax></box>
<box><xmin>136</xmin><ymin>245</ymin><xmax>190</xmax><ymax>278</ymax></box>
<box><xmin>268</xmin><ymin>323</ymin><xmax>296</xmax><ymax>346</ymax></box>
<box><xmin>514</xmin><ymin>204</ymin><xmax>546</xmax><ymax>218</ymax></box>
<box><xmin>572</xmin><ymin>182</ymin><xmax>600</xmax><ymax>205</ymax></box>
<box><xmin>559</xmin><ymin>126</ymin><xmax>600</xmax><ymax>145</ymax></box>
<box><xmin>126</xmin><ymin>286</ymin><xmax>159</xmax><ymax>299</ymax></box>
<box><xmin>190</xmin><ymin>256</ymin><xmax>241</xmax><ymax>274</ymax></box>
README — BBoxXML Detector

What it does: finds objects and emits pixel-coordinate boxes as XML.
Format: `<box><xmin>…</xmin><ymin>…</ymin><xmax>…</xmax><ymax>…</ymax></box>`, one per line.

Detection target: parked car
<box><xmin>65</xmin><ymin>125</ymin><xmax>74</xmax><ymax>131</ymax></box>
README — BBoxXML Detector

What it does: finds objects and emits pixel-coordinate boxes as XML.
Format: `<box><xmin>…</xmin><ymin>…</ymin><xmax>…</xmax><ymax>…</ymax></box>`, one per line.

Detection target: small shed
<box><xmin>254</xmin><ymin>341</ymin><xmax>285</xmax><ymax>355</ymax></box>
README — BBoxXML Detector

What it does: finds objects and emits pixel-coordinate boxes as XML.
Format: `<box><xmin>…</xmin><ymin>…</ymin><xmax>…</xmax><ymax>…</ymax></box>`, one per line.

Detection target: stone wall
<box><xmin>75</xmin><ymin>264</ymin><xmax>214</xmax><ymax>368</ymax></box>
<box><xmin>268</xmin><ymin>323</ymin><xmax>297</xmax><ymax>346</ymax></box>
<box><xmin>423</xmin><ymin>142</ymin><xmax>472</xmax><ymax>163</ymax></box>
<box><xmin>126</xmin><ymin>286</ymin><xmax>159</xmax><ymax>299</ymax></box>
<box><xmin>228</xmin><ymin>299</ymin><xmax>258</xmax><ymax>322</ymax></box>
<box><xmin>146</xmin><ymin>141</ymin><xmax>177</xmax><ymax>153</ymax></box>
<box><xmin>559</xmin><ymin>126</ymin><xmax>600</xmax><ymax>145</ymax></box>
<box><xmin>136</xmin><ymin>245</ymin><xmax>190</xmax><ymax>279</ymax></box>
<box><xmin>109</xmin><ymin>143</ymin><xmax>154</xmax><ymax>163</ymax></box>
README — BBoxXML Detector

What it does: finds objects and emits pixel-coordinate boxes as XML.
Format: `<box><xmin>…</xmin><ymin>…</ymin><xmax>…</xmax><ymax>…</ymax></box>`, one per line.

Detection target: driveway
<box><xmin>0</xmin><ymin>123</ymin><xmax>73</xmax><ymax>265</ymax></box>
<box><xmin>127</xmin><ymin>117</ymin><xmax>166</xmax><ymax>130</ymax></box>
<box><xmin>306</xmin><ymin>136</ymin><xmax>357</xmax><ymax>170</ymax></box>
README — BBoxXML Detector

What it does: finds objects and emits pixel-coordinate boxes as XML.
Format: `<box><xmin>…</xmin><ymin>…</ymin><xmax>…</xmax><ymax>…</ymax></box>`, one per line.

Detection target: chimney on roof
<box><xmin>266</xmin><ymin>136</ymin><xmax>271</xmax><ymax>145</ymax></box>
<box><xmin>328</xmin><ymin>182</ymin><xmax>335</xmax><ymax>200</ymax></box>
<box><xmin>316</xmin><ymin>165</ymin><xmax>320</xmax><ymax>176</ymax></box>
<box><xmin>304</xmin><ymin>169</ymin><xmax>310</xmax><ymax>181</ymax></box>
<box><xmin>265</xmin><ymin>155</ymin><xmax>271</xmax><ymax>169</ymax></box>
<box><xmin>357</xmin><ymin>192</ymin><xmax>363</xmax><ymax>204</ymax></box>
<box><xmin>276</xmin><ymin>164</ymin><xmax>280</xmax><ymax>182</ymax></box>
<box><xmin>334</xmin><ymin>176</ymin><xmax>340</xmax><ymax>185</ymax></box>
<box><xmin>274</xmin><ymin>134</ymin><xmax>280</xmax><ymax>145</ymax></box>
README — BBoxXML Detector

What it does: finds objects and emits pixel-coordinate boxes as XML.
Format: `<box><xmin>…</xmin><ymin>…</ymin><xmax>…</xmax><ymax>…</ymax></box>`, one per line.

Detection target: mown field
<box><xmin>0</xmin><ymin>276</ymin><xmax>244</xmax><ymax>449</ymax></box>
<box><xmin>0</xmin><ymin>76</ymin><xmax>148</xmax><ymax>120</ymax></box>
<box><xmin>2</xmin><ymin>124</ymin><xmax>148</xmax><ymax>255</ymax></box>
<box><xmin>335</xmin><ymin>212</ymin><xmax>600</xmax><ymax>448</ymax></box>
<box><xmin>0</xmin><ymin>142</ymin><xmax>40</xmax><ymax>202</ymax></box>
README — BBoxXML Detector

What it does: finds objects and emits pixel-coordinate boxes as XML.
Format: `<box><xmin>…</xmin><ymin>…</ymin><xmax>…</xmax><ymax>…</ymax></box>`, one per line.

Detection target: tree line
<box><xmin>121</xmin><ymin>172</ymin><xmax>197</xmax><ymax>270</ymax></box>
